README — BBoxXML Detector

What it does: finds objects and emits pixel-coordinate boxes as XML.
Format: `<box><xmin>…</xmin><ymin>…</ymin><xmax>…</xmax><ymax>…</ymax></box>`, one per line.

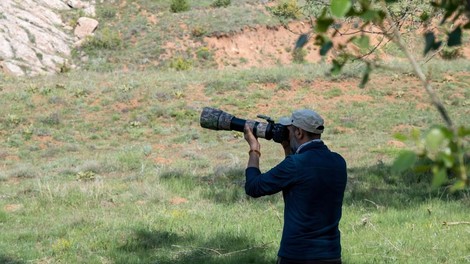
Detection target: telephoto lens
<box><xmin>199</xmin><ymin>107</ymin><xmax>288</xmax><ymax>143</ymax></box>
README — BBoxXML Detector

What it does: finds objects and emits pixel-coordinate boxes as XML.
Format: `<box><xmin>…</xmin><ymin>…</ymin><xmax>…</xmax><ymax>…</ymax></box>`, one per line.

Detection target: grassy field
<box><xmin>1</xmin><ymin>0</ymin><xmax>470</xmax><ymax>263</ymax></box>
<box><xmin>1</xmin><ymin>60</ymin><xmax>469</xmax><ymax>263</ymax></box>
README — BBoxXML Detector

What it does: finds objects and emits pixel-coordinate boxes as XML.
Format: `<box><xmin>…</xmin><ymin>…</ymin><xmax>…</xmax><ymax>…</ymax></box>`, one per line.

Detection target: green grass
<box><xmin>2</xmin><ymin>1</ymin><xmax>470</xmax><ymax>262</ymax></box>
<box><xmin>1</xmin><ymin>60</ymin><xmax>469</xmax><ymax>263</ymax></box>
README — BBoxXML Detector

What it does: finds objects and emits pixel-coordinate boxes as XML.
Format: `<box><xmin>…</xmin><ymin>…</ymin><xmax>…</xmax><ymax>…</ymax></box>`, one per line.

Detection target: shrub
<box><xmin>82</xmin><ymin>27</ymin><xmax>122</xmax><ymax>50</ymax></box>
<box><xmin>191</xmin><ymin>26</ymin><xmax>207</xmax><ymax>37</ymax></box>
<box><xmin>211</xmin><ymin>0</ymin><xmax>231</xmax><ymax>8</ymax></box>
<box><xmin>439</xmin><ymin>46</ymin><xmax>463</xmax><ymax>60</ymax></box>
<box><xmin>169</xmin><ymin>57</ymin><xmax>192</xmax><ymax>71</ymax></box>
<box><xmin>196</xmin><ymin>47</ymin><xmax>212</xmax><ymax>60</ymax></box>
<box><xmin>292</xmin><ymin>48</ymin><xmax>307</xmax><ymax>64</ymax></box>
<box><xmin>268</xmin><ymin>0</ymin><xmax>301</xmax><ymax>21</ymax></box>
<box><xmin>170</xmin><ymin>0</ymin><xmax>190</xmax><ymax>13</ymax></box>
<box><xmin>98</xmin><ymin>6</ymin><xmax>117</xmax><ymax>19</ymax></box>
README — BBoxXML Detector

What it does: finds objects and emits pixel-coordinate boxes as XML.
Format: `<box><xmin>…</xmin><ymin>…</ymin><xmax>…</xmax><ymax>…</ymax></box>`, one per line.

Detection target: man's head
<box><xmin>279</xmin><ymin>109</ymin><xmax>324</xmax><ymax>152</ymax></box>
<box><xmin>280</xmin><ymin>109</ymin><xmax>324</xmax><ymax>135</ymax></box>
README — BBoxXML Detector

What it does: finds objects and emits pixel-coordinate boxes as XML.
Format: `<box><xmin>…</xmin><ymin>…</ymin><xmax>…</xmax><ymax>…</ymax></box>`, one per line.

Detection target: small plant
<box><xmin>98</xmin><ymin>6</ymin><xmax>117</xmax><ymax>19</ymax></box>
<box><xmin>73</xmin><ymin>88</ymin><xmax>89</xmax><ymax>98</ymax></box>
<box><xmin>82</xmin><ymin>27</ymin><xmax>122</xmax><ymax>50</ymax></box>
<box><xmin>41</xmin><ymin>112</ymin><xmax>61</xmax><ymax>126</ymax></box>
<box><xmin>211</xmin><ymin>0</ymin><xmax>231</xmax><ymax>8</ymax></box>
<box><xmin>7</xmin><ymin>114</ymin><xmax>22</xmax><ymax>127</ymax></box>
<box><xmin>292</xmin><ymin>48</ymin><xmax>307</xmax><ymax>64</ymax></box>
<box><xmin>196</xmin><ymin>47</ymin><xmax>212</xmax><ymax>60</ymax></box>
<box><xmin>170</xmin><ymin>0</ymin><xmax>190</xmax><ymax>13</ymax></box>
<box><xmin>191</xmin><ymin>26</ymin><xmax>207</xmax><ymax>37</ymax></box>
<box><xmin>169</xmin><ymin>57</ymin><xmax>192</xmax><ymax>71</ymax></box>
<box><xmin>440</xmin><ymin>46</ymin><xmax>462</xmax><ymax>60</ymax></box>
<box><xmin>268</xmin><ymin>0</ymin><xmax>302</xmax><ymax>21</ymax></box>
<box><xmin>76</xmin><ymin>171</ymin><xmax>96</xmax><ymax>182</ymax></box>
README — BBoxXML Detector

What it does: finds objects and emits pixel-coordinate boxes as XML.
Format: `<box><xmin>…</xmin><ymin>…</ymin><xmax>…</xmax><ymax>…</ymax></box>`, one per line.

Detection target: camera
<box><xmin>199</xmin><ymin>107</ymin><xmax>288</xmax><ymax>143</ymax></box>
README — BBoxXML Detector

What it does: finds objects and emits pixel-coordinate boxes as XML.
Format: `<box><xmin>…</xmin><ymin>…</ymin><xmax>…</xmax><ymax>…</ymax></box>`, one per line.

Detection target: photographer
<box><xmin>243</xmin><ymin>109</ymin><xmax>347</xmax><ymax>264</ymax></box>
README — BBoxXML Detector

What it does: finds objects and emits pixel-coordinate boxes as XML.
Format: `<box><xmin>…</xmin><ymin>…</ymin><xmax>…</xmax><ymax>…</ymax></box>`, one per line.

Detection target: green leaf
<box><xmin>423</xmin><ymin>31</ymin><xmax>442</xmax><ymax>55</ymax></box>
<box><xmin>447</xmin><ymin>27</ymin><xmax>462</xmax><ymax>47</ymax></box>
<box><xmin>359</xmin><ymin>9</ymin><xmax>385</xmax><ymax>23</ymax></box>
<box><xmin>425</xmin><ymin>128</ymin><xmax>447</xmax><ymax>153</ymax></box>
<box><xmin>331</xmin><ymin>0</ymin><xmax>352</xmax><ymax>18</ymax></box>
<box><xmin>320</xmin><ymin>41</ymin><xmax>333</xmax><ymax>56</ymax></box>
<box><xmin>330</xmin><ymin>59</ymin><xmax>344</xmax><ymax>75</ymax></box>
<box><xmin>437</xmin><ymin>151</ymin><xmax>455</xmax><ymax>168</ymax></box>
<box><xmin>457</xmin><ymin>126</ymin><xmax>470</xmax><ymax>137</ymax></box>
<box><xmin>392</xmin><ymin>151</ymin><xmax>417</xmax><ymax>174</ymax></box>
<box><xmin>316</xmin><ymin>17</ymin><xmax>334</xmax><ymax>33</ymax></box>
<box><xmin>431</xmin><ymin>167</ymin><xmax>447</xmax><ymax>188</ymax></box>
<box><xmin>450</xmin><ymin>180</ymin><xmax>467</xmax><ymax>192</ymax></box>
<box><xmin>359</xmin><ymin>63</ymin><xmax>371</xmax><ymax>88</ymax></box>
<box><xmin>352</xmin><ymin>35</ymin><xmax>370</xmax><ymax>50</ymax></box>
<box><xmin>295</xmin><ymin>34</ymin><xmax>309</xmax><ymax>49</ymax></box>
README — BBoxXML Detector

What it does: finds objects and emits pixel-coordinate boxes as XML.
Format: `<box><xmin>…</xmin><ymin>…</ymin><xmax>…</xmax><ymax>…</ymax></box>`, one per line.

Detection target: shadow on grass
<box><xmin>160</xmin><ymin>168</ymin><xmax>282</xmax><ymax>205</ymax></box>
<box><xmin>115</xmin><ymin>229</ymin><xmax>274</xmax><ymax>264</ymax></box>
<box><xmin>345</xmin><ymin>161</ymin><xmax>468</xmax><ymax>209</ymax></box>
<box><xmin>159</xmin><ymin>163</ymin><xmax>468</xmax><ymax>210</ymax></box>
<box><xmin>0</xmin><ymin>255</ymin><xmax>24</xmax><ymax>264</ymax></box>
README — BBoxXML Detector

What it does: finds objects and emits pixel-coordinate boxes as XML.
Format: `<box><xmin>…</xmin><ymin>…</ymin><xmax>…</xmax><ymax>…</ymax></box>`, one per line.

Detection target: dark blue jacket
<box><xmin>245</xmin><ymin>141</ymin><xmax>347</xmax><ymax>260</ymax></box>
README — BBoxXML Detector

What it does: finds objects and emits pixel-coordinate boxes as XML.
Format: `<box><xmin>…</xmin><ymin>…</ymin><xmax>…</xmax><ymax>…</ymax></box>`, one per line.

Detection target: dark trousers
<box><xmin>277</xmin><ymin>257</ymin><xmax>342</xmax><ymax>264</ymax></box>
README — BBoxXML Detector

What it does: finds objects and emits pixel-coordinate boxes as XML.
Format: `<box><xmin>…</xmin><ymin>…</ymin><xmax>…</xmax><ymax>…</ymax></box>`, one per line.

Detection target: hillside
<box><xmin>2</xmin><ymin>0</ymin><xmax>470</xmax><ymax>76</ymax></box>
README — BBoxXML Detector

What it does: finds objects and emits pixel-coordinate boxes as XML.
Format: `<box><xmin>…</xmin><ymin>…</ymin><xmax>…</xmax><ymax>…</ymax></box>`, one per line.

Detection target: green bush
<box><xmin>268</xmin><ymin>0</ymin><xmax>301</xmax><ymax>21</ymax></box>
<box><xmin>191</xmin><ymin>26</ymin><xmax>207</xmax><ymax>37</ymax></box>
<box><xmin>170</xmin><ymin>0</ymin><xmax>190</xmax><ymax>13</ymax></box>
<box><xmin>440</xmin><ymin>46</ymin><xmax>463</xmax><ymax>60</ymax></box>
<box><xmin>82</xmin><ymin>27</ymin><xmax>122</xmax><ymax>50</ymax></box>
<box><xmin>196</xmin><ymin>47</ymin><xmax>212</xmax><ymax>60</ymax></box>
<box><xmin>292</xmin><ymin>48</ymin><xmax>307</xmax><ymax>64</ymax></box>
<box><xmin>211</xmin><ymin>0</ymin><xmax>231</xmax><ymax>8</ymax></box>
<box><xmin>169</xmin><ymin>57</ymin><xmax>192</xmax><ymax>71</ymax></box>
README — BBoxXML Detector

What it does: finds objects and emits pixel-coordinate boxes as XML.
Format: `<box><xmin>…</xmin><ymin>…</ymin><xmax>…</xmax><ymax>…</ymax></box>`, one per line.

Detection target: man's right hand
<box><xmin>244</xmin><ymin>124</ymin><xmax>260</xmax><ymax>152</ymax></box>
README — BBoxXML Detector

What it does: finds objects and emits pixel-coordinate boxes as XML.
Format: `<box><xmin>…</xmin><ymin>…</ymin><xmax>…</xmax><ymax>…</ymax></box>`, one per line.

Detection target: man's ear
<box><xmin>294</xmin><ymin>127</ymin><xmax>303</xmax><ymax>139</ymax></box>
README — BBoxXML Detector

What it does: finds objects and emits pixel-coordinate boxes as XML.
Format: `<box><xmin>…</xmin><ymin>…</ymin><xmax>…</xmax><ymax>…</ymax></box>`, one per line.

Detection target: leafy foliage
<box><xmin>170</xmin><ymin>0</ymin><xmax>190</xmax><ymax>13</ymax></box>
<box><xmin>210</xmin><ymin>0</ymin><xmax>231</xmax><ymax>8</ymax></box>
<box><xmin>169</xmin><ymin>56</ymin><xmax>192</xmax><ymax>71</ymax></box>
<box><xmin>82</xmin><ymin>27</ymin><xmax>122</xmax><ymax>50</ymax></box>
<box><xmin>267</xmin><ymin>0</ymin><xmax>302</xmax><ymax>22</ymax></box>
<box><xmin>393</xmin><ymin>126</ymin><xmax>469</xmax><ymax>190</ymax></box>
<box><xmin>271</xmin><ymin>0</ymin><xmax>470</xmax><ymax>189</ymax></box>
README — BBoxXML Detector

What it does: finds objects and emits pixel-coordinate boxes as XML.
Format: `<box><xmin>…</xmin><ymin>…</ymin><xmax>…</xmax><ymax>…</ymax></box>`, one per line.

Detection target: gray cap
<box><xmin>279</xmin><ymin>109</ymin><xmax>324</xmax><ymax>134</ymax></box>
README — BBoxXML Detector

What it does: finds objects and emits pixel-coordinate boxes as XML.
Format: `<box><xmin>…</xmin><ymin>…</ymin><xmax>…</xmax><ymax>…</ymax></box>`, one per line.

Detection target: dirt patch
<box><xmin>202</xmin><ymin>19</ymin><xmax>469</xmax><ymax>70</ymax></box>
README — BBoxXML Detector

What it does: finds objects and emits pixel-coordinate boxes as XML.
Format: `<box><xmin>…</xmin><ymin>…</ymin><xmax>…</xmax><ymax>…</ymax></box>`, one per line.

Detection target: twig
<box><xmin>380</xmin><ymin>0</ymin><xmax>455</xmax><ymax>131</ymax></box>
<box><xmin>442</xmin><ymin>221</ymin><xmax>470</xmax><ymax>226</ymax></box>
<box><xmin>216</xmin><ymin>242</ymin><xmax>273</xmax><ymax>257</ymax></box>
<box><xmin>171</xmin><ymin>244</ymin><xmax>223</xmax><ymax>255</ymax></box>
<box><xmin>364</xmin><ymin>199</ymin><xmax>382</xmax><ymax>210</ymax></box>
<box><xmin>171</xmin><ymin>242</ymin><xmax>273</xmax><ymax>257</ymax></box>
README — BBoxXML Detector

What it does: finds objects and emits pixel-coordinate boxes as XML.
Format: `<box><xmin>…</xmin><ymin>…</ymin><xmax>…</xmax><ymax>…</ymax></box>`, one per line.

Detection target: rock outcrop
<box><xmin>0</xmin><ymin>0</ymin><xmax>97</xmax><ymax>76</ymax></box>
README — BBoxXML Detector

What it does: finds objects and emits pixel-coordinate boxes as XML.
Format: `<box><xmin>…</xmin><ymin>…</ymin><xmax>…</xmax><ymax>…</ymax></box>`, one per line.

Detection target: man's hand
<box><xmin>244</xmin><ymin>124</ymin><xmax>261</xmax><ymax>168</ymax></box>
<box><xmin>244</xmin><ymin>124</ymin><xmax>260</xmax><ymax>152</ymax></box>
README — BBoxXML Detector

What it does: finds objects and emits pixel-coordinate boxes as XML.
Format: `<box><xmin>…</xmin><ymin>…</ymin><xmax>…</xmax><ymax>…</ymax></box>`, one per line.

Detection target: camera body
<box><xmin>200</xmin><ymin>107</ymin><xmax>288</xmax><ymax>143</ymax></box>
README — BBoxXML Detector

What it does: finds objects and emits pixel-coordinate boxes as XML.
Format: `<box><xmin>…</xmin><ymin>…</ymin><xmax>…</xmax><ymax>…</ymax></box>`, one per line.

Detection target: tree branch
<box><xmin>380</xmin><ymin>1</ymin><xmax>455</xmax><ymax>131</ymax></box>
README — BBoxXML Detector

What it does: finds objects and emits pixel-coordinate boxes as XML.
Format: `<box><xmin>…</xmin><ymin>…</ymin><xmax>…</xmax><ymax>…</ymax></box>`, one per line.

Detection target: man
<box><xmin>243</xmin><ymin>109</ymin><xmax>347</xmax><ymax>264</ymax></box>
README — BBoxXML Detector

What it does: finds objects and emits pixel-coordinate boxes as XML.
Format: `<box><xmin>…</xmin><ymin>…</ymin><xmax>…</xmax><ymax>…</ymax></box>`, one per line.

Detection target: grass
<box><xmin>1</xmin><ymin>60</ymin><xmax>469</xmax><ymax>263</ymax></box>
<box><xmin>75</xmin><ymin>0</ymin><xmax>277</xmax><ymax>72</ymax></box>
<box><xmin>2</xmin><ymin>0</ymin><xmax>470</xmax><ymax>263</ymax></box>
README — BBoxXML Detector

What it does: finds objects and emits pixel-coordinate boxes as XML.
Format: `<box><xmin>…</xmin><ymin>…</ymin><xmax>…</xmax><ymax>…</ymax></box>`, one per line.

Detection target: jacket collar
<box><xmin>296</xmin><ymin>139</ymin><xmax>324</xmax><ymax>154</ymax></box>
